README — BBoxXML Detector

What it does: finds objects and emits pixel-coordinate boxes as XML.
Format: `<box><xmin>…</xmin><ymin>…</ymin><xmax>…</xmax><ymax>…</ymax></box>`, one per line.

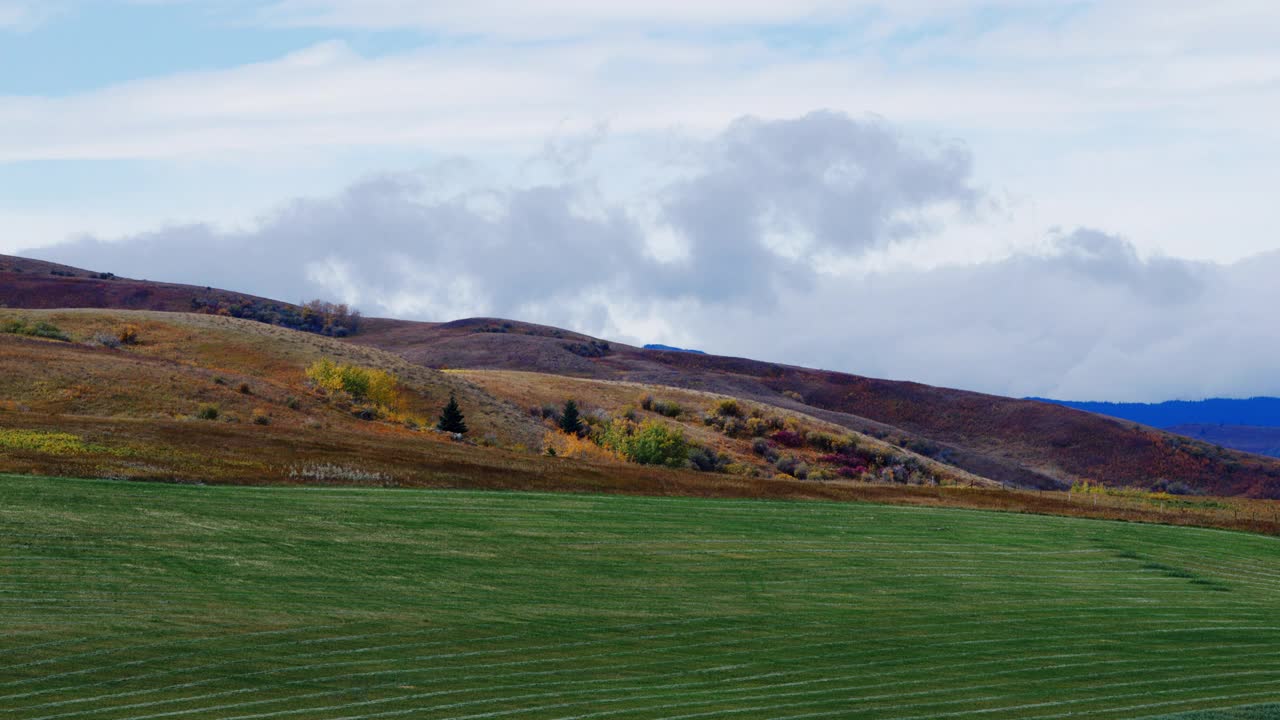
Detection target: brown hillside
<box><xmin>7</xmin><ymin>252</ymin><xmax>1280</xmax><ymax>498</ymax></box>
<box><xmin>0</xmin><ymin>254</ymin><xmax>289</xmax><ymax>312</ymax></box>
<box><xmin>355</xmin><ymin>317</ymin><xmax>1280</xmax><ymax>498</ymax></box>
<box><xmin>2</xmin><ymin>306</ymin><xmax>1278</xmax><ymax>534</ymax></box>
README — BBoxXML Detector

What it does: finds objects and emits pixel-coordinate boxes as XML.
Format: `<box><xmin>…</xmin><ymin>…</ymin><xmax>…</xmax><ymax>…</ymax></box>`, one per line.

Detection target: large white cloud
<box><xmin>27</xmin><ymin>110</ymin><xmax>1280</xmax><ymax>402</ymax></box>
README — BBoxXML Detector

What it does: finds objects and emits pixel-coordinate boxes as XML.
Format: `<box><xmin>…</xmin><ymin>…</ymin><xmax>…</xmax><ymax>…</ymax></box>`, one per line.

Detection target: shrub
<box><xmin>720</xmin><ymin>417</ymin><xmax>746</xmax><ymax>438</ymax></box>
<box><xmin>1152</xmin><ymin>478</ymin><xmax>1201</xmax><ymax>496</ymax></box>
<box><xmin>836</xmin><ymin>466</ymin><xmax>863</xmax><ymax>479</ymax></box>
<box><xmin>284</xmin><ymin>396</ymin><xmax>301</xmax><ymax>410</ymax></box>
<box><xmin>782</xmin><ymin>390</ymin><xmax>805</xmax><ymax>403</ymax></box>
<box><xmin>775</xmin><ymin>455</ymin><xmax>800</xmax><ymax>476</ymax></box>
<box><xmin>688</xmin><ymin>447</ymin><xmax>731</xmax><ymax>473</ymax></box>
<box><xmin>115</xmin><ymin>324</ymin><xmax>140</xmax><ymax>345</ymax></box>
<box><xmin>906</xmin><ymin>438</ymin><xmax>941</xmax><ymax>457</ymax></box>
<box><xmin>623</xmin><ymin>422</ymin><xmax>690</xmax><ymax>467</ymax></box>
<box><xmin>833</xmin><ymin>437</ymin><xmax>859</xmax><ymax>456</ymax></box>
<box><xmin>196</xmin><ymin>404</ymin><xmax>220</xmax><ymax>421</ymax></box>
<box><xmin>238</xmin><ymin>382</ymin><xmax>252</xmax><ymax>395</ymax></box>
<box><xmin>306</xmin><ymin>359</ymin><xmax>400</xmax><ymax>410</ymax></box>
<box><xmin>751</xmin><ymin>438</ymin><xmax>773</xmax><ymax>456</ymax></box>
<box><xmin>805</xmin><ymin>431</ymin><xmax>839</xmax><ymax>452</ymax></box>
<box><xmin>91</xmin><ymin>332</ymin><xmax>121</xmax><ymax>349</ymax></box>
<box><xmin>651</xmin><ymin>399</ymin><xmax>682</xmax><ymax>418</ymax></box>
<box><xmin>252</xmin><ymin>409</ymin><xmax>271</xmax><ymax>425</ymax></box>
<box><xmin>2</xmin><ymin>318</ymin><xmax>70</xmax><ymax>342</ymax></box>
<box><xmin>563</xmin><ymin>340</ymin><xmax>611</xmax><ymax>358</ymax></box>
<box><xmin>713</xmin><ymin>399</ymin><xmax>743</xmax><ymax>418</ymax></box>
<box><xmin>597</xmin><ymin>419</ymin><xmax>688</xmax><ymax>468</ymax></box>
<box><xmin>771</xmin><ymin>430</ymin><xmax>805</xmax><ymax>448</ymax></box>
<box><xmin>545</xmin><ymin>430</ymin><xmax>620</xmax><ymax>463</ymax></box>
<box><xmin>639</xmin><ymin>394</ymin><xmax>654</xmax><ymax>411</ymax></box>
<box><xmin>745</xmin><ymin>417</ymin><xmax>769</xmax><ymax>437</ymax></box>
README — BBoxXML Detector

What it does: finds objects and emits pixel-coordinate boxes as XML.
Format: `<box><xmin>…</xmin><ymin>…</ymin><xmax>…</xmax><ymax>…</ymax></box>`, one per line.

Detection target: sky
<box><xmin>3</xmin><ymin>0</ymin><xmax>1279</xmax><ymax>402</ymax></box>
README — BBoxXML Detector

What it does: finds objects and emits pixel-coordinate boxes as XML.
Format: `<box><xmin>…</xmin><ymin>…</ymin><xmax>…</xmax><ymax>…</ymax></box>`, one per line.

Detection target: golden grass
<box><xmin>0</xmin><ymin>309</ymin><xmax>545</xmax><ymax>448</ymax></box>
<box><xmin>457</xmin><ymin>369</ymin><xmax>996</xmax><ymax>488</ymax></box>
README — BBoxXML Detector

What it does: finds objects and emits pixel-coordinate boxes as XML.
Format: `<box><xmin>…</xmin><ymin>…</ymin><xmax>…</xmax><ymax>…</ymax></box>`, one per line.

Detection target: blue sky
<box><xmin>4</xmin><ymin>1</ymin><xmax>1280</xmax><ymax>400</ymax></box>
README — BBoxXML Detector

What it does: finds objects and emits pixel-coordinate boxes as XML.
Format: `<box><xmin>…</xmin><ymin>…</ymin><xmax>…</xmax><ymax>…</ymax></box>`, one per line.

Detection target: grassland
<box><xmin>3</xmin><ymin>474</ymin><xmax>1280</xmax><ymax>719</ymax></box>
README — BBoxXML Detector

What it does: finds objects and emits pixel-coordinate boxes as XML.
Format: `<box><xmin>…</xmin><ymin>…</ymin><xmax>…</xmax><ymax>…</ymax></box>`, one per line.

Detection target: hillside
<box><xmin>0</xmin><ymin>253</ymin><xmax>284</xmax><ymax>313</ymax></box>
<box><xmin>4</xmin><ymin>476</ymin><xmax>1280</xmax><ymax>719</ymax></box>
<box><xmin>7</xmin><ymin>252</ymin><xmax>1280</xmax><ymax>499</ymax></box>
<box><xmin>1</xmin><ymin>308</ymin><xmax>1019</xmax><ymax>504</ymax></box>
<box><xmin>352</xmin><ymin>316</ymin><xmax>1280</xmax><ymax>498</ymax></box>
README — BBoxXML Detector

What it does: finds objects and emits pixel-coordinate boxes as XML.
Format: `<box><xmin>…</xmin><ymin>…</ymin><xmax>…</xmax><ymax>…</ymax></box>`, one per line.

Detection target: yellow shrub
<box><xmin>306</xmin><ymin>359</ymin><xmax>401</xmax><ymax>411</ymax></box>
<box><xmin>365</xmin><ymin>369</ymin><xmax>400</xmax><ymax>410</ymax></box>
<box><xmin>115</xmin><ymin>324</ymin><xmax>141</xmax><ymax>345</ymax></box>
<box><xmin>543</xmin><ymin>430</ymin><xmax>621</xmax><ymax>463</ymax></box>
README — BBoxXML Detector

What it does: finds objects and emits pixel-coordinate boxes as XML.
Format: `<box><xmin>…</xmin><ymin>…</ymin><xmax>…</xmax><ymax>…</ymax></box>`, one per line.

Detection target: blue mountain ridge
<box><xmin>1030</xmin><ymin>396</ymin><xmax>1280</xmax><ymax>429</ymax></box>
<box><xmin>643</xmin><ymin>344</ymin><xmax>706</xmax><ymax>355</ymax></box>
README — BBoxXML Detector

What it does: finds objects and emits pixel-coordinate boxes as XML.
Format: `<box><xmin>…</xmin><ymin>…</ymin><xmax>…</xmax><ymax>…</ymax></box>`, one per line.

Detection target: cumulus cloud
<box><xmin>34</xmin><ymin>111</ymin><xmax>978</xmax><ymax>312</ymax></box>
<box><xmin>27</xmin><ymin>110</ymin><xmax>1280</xmax><ymax>402</ymax></box>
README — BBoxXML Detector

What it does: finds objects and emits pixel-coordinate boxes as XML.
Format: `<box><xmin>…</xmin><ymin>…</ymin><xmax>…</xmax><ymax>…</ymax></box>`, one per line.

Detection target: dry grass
<box><xmin>0</xmin><ymin>309</ymin><xmax>545</xmax><ymax>448</ymax></box>
<box><xmin>458</xmin><ymin>369</ymin><xmax>995</xmax><ymax>487</ymax></box>
<box><xmin>3</xmin><ymin>308</ymin><xmax>1279</xmax><ymax>537</ymax></box>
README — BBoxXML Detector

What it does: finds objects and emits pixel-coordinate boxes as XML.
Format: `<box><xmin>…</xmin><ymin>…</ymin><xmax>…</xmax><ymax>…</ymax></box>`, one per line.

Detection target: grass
<box><xmin>0</xmin><ymin>309</ymin><xmax>544</xmax><ymax>449</ymax></box>
<box><xmin>3</xmin><ymin>475</ymin><xmax>1280</xmax><ymax>719</ymax></box>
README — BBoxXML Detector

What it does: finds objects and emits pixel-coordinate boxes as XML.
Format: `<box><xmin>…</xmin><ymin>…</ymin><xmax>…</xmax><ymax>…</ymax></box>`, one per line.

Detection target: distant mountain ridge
<box><xmin>1034</xmin><ymin>397</ymin><xmax>1280</xmax><ymax>429</ymax></box>
<box><xmin>643</xmin><ymin>344</ymin><xmax>706</xmax><ymax>354</ymax></box>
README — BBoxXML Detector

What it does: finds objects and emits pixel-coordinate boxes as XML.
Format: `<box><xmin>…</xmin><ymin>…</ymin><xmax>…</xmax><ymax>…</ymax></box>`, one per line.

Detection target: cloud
<box><xmin>29</xmin><ymin>109</ymin><xmax>1280</xmax><ymax>401</ymax></box>
<box><xmin>255</xmin><ymin>0</ymin><xmax>863</xmax><ymax>37</ymax></box>
<box><xmin>0</xmin><ymin>1</ymin><xmax>62</xmax><ymax>30</ymax></box>
<box><xmin>6</xmin><ymin>1</ymin><xmax>1280</xmax><ymax>163</ymax></box>
<box><xmin>29</xmin><ymin>109</ymin><xmax>978</xmax><ymax>324</ymax></box>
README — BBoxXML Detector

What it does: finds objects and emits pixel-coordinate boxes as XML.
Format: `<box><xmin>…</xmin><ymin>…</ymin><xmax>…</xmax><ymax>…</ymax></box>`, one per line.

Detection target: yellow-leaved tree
<box><xmin>306</xmin><ymin>359</ymin><xmax>401</xmax><ymax>413</ymax></box>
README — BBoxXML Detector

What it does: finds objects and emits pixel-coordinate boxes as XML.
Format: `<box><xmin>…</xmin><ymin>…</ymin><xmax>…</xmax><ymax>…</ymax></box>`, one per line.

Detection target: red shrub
<box><xmin>771</xmin><ymin>430</ymin><xmax>805</xmax><ymax>448</ymax></box>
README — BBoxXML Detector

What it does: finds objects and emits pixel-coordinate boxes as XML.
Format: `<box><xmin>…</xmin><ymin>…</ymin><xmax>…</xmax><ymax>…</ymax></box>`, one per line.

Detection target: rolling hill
<box><xmin>351</xmin><ymin>316</ymin><xmax>1280</xmax><ymax>498</ymax></box>
<box><xmin>6</xmin><ymin>252</ymin><xmax>1280</xmax><ymax>500</ymax></box>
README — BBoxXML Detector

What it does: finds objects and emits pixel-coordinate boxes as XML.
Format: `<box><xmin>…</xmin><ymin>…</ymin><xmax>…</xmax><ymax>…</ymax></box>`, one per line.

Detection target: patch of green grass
<box><xmin>2</xmin><ymin>475</ymin><xmax>1280</xmax><ymax>719</ymax></box>
<box><xmin>0</xmin><ymin>317</ymin><xmax>70</xmax><ymax>341</ymax></box>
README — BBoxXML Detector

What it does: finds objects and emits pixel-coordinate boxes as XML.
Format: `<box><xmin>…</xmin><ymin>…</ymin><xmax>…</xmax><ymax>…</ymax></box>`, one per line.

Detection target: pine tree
<box><xmin>559</xmin><ymin>399</ymin><xmax>583</xmax><ymax>436</ymax></box>
<box><xmin>437</xmin><ymin>393</ymin><xmax>468</xmax><ymax>434</ymax></box>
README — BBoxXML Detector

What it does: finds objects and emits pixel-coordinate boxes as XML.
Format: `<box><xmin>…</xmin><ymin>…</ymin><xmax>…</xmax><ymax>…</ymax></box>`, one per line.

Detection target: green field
<box><xmin>2</xmin><ymin>475</ymin><xmax>1279</xmax><ymax>719</ymax></box>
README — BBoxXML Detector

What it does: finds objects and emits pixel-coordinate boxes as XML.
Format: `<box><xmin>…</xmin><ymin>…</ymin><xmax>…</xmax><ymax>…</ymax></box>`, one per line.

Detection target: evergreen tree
<box><xmin>437</xmin><ymin>393</ymin><xmax>468</xmax><ymax>434</ymax></box>
<box><xmin>559</xmin><ymin>399</ymin><xmax>583</xmax><ymax>436</ymax></box>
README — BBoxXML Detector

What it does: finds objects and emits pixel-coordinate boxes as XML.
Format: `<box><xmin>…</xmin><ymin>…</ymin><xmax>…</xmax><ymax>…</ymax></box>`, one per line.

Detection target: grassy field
<box><xmin>2</xmin><ymin>475</ymin><xmax>1280</xmax><ymax>719</ymax></box>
